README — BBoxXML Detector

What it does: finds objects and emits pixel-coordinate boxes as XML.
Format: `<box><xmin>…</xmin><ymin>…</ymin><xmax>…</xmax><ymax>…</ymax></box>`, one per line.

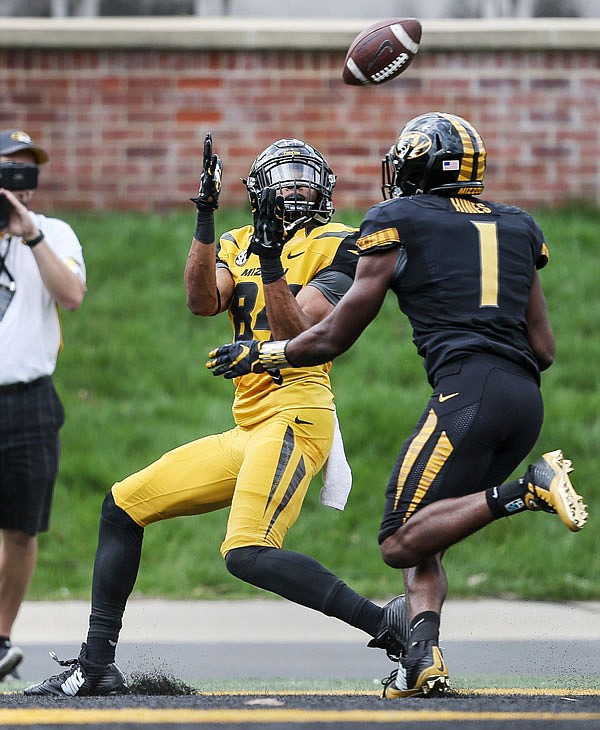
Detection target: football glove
<box><xmin>206</xmin><ymin>339</ymin><xmax>291</xmax><ymax>380</ymax></box>
<box><xmin>191</xmin><ymin>132</ymin><xmax>223</xmax><ymax>211</ymax></box>
<box><xmin>249</xmin><ymin>187</ymin><xmax>310</xmax><ymax>259</ymax></box>
<box><xmin>249</xmin><ymin>187</ymin><xmax>286</xmax><ymax>259</ymax></box>
<box><xmin>206</xmin><ymin>341</ymin><xmax>264</xmax><ymax>379</ymax></box>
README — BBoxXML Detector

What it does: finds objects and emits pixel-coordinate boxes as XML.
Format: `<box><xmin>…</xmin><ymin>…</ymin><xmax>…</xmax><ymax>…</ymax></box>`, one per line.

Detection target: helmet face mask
<box><xmin>382</xmin><ymin>112</ymin><xmax>486</xmax><ymax>199</ymax></box>
<box><xmin>245</xmin><ymin>139</ymin><xmax>336</xmax><ymax>225</ymax></box>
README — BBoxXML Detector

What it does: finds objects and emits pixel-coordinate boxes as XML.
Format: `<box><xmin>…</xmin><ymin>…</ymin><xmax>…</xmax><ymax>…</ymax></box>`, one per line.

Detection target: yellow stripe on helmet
<box><xmin>438</xmin><ymin>112</ymin><xmax>486</xmax><ymax>183</ymax></box>
<box><xmin>468</xmin><ymin>120</ymin><xmax>487</xmax><ymax>181</ymax></box>
<box><xmin>438</xmin><ymin>113</ymin><xmax>474</xmax><ymax>182</ymax></box>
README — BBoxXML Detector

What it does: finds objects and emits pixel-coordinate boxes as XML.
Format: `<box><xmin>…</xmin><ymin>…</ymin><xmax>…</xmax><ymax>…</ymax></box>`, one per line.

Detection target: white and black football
<box><xmin>343</xmin><ymin>18</ymin><xmax>422</xmax><ymax>86</ymax></box>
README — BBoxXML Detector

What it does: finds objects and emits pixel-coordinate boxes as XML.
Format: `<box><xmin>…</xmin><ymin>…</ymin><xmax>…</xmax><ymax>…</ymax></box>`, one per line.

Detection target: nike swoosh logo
<box><xmin>438</xmin><ymin>392</ymin><xmax>459</xmax><ymax>402</ymax></box>
<box><xmin>286</xmin><ymin>251</ymin><xmax>305</xmax><ymax>260</ymax></box>
<box><xmin>368</xmin><ymin>40</ymin><xmax>394</xmax><ymax>74</ymax></box>
<box><xmin>232</xmin><ymin>345</ymin><xmax>251</xmax><ymax>367</ymax></box>
<box><xmin>268</xmin><ymin>370</ymin><xmax>283</xmax><ymax>386</ymax></box>
<box><xmin>294</xmin><ymin>415</ymin><xmax>313</xmax><ymax>425</ymax></box>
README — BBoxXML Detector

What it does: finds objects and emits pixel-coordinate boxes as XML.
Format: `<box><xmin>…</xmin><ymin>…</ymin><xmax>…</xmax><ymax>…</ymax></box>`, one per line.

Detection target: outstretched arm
<box><xmin>207</xmin><ymin>249</ymin><xmax>399</xmax><ymax>378</ymax></box>
<box><xmin>185</xmin><ymin>132</ymin><xmax>232</xmax><ymax>316</ymax></box>
<box><xmin>285</xmin><ymin>249</ymin><xmax>397</xmax><ymax>365</ymax></box>
<box><xmin>248</xmin><ymin>186</ymin><xmax>329</xmax><ymax>338</ymax></box>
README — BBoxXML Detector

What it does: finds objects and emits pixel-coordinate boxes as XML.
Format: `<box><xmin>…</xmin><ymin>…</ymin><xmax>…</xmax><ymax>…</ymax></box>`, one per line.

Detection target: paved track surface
<box><xmin>9</xmin><ymin>598</ymin><xmax>600</xmax><ymax>684</ymax></box>
<box><xmin>1</xmin><ymin>599</ymin><xmax>598</xmax><ymax>729</ymax></box>
<box><xmin>1</xmin><ymin>690</ymin><xmax>599</xmax><ymax>729</ymax></box>
<box><xmin>10</xmin><ymin>638</ymin><xmax>600</xmax><ymax>685</ymax></box>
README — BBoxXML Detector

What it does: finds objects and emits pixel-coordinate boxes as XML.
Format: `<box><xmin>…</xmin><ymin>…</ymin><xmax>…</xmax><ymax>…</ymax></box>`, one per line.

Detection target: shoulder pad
<box><xmin>356</xmin><ymin>227</ymin><xmax>401</xmax><ymax>254</ymax></box>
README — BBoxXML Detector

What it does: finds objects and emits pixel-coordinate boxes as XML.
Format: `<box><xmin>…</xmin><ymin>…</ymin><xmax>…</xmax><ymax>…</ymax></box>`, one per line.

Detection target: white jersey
<box><xmin>0</xmin><ymin>211</ymin><xmax>86</xmax><ymax>385</ymax></box>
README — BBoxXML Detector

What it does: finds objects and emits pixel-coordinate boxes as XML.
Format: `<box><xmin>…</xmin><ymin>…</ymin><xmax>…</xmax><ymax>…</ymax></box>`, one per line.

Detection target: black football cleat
<box><xmin>0</xmin><ymin>641</ymin><xmax>23</xmax><ymax>681</ymax></box>
<box><xmin>382</xmin><ymin>640</ymin><xmax>449</xmax><ymax>698</ymax></box>
<box><xmin>524</xmin><ymin>450</ymin><xmax>588</xmax><ymax>532</ymax></box>
<box><xmin>368</xmin><ymin>594</ymin><xmax>409</xmax><ymax>662</ymax></box>
<box><xmin>24</xmin><ymin>643</ymin><xmax>127</xmax><ymax>696</ymax></box>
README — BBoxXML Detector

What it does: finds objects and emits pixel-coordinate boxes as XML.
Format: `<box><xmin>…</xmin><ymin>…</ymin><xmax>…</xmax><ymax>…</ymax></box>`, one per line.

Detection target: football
<box><xmin>343</xmin><ymin>18</ymin><xmax>422</xmax><ymax>86</ymax></box>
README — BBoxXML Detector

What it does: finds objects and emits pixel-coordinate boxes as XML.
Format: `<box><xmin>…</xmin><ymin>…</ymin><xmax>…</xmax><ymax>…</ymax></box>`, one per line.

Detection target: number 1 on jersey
<box><xmin>472</xmin><ymin>220</ymin><xmax>499</xmax><ymax>308</ymax></box>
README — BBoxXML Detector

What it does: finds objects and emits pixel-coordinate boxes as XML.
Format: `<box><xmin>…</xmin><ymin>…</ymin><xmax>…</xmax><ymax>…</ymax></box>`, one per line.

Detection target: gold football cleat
<box><xmin>382</xmin><ymin>642</ymin><xmax>450</xmax><ymax>699</ymax></box>
<box><xmin>525</xmin><ymin>450</ymin><xmax>588</xmax><ymax>532</ymax></box>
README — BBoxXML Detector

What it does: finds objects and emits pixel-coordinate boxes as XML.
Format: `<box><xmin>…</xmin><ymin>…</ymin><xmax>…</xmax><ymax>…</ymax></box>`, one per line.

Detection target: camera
<box><xmin>0</xmin><ymin>162</ymin><xmax>38</xmax><ymax>229</ymax></box>
<box><xmin>0</xmin><ymin>162</ymin><xmax>38</xmax><ymax>191</ymax></box>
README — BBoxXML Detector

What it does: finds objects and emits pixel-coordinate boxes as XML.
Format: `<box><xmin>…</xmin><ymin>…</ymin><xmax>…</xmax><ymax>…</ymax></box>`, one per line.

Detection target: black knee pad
<box><xmin>225</xmin><ymin>545</ymin><xmax>268</xmax><ymax>582</ymax></box>
<box><xmin>101</xmin><ymin>491</ymin><xmax>143</xmax><ymax>535</ymax></box>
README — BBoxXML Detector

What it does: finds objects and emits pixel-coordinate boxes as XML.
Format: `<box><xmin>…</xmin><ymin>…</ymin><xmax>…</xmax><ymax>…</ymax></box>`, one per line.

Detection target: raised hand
<box><xmin>248</xmin><ymin>187</ymin><xmax>285</xmax><ymax>258</ymax></box>
<box><xmin>249</xmin><ymin>187</ymin><xmax>311</xmax><ymax>259</ymax></box>
<box><xmin>191</xmin><ymin>132</ymin><xmax>223</xmax><ymax>211</ymax></box>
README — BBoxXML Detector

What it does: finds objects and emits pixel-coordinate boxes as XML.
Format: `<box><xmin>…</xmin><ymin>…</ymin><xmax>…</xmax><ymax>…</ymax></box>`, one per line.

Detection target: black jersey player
<box><xmin>207</xmin><ymin>112</ymin><xmax>588</xmax><ymax>698</ymax></box>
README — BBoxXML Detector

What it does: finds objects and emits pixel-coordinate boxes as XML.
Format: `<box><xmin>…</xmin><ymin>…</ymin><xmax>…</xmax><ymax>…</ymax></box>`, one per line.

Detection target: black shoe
<box><xmin>23</xmin><ymin>643</ymin><xmax>127</xmax><ymax>697</ymax></box>
<box><xmin>367</xmin><ymin>594</ymin><xmax>409</xmax><ymax>662</ymax></box>
<box><xmin>0</xmin><ymin>641</ymin><xmax>23</xmax><ymax>681</ymax></box>
<box><xmin>382</xmin><ymin>640</ymin><xmax>449</xmax><ymax>698</ymax></box>
<box><xmin>524</xmin><ymin>450</ymin><xmax>588</xmax><ymax>532</ymax></box>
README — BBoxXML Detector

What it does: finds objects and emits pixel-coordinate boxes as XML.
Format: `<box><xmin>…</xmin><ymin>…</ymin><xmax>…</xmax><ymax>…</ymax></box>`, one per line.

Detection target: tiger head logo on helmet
<box><xmin>382</xmin><ymin>112</ymin><xmax>487</xmax><ymax>199</ymax></box>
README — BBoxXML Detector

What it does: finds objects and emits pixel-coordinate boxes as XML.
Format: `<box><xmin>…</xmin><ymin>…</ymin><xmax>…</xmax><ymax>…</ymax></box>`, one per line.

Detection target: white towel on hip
<box><xmin>320</xmin><ymin>409</ymin><xmax>352</xmax><ymax>511</ymax></box>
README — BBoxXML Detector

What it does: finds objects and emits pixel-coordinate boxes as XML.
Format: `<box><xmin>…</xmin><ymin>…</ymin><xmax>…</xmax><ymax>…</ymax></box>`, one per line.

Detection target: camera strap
<box><xmin>0</xmin><ymin>237</ymin><xmax>14</xmax><ymax>278</ymax></box>
<box><xmin>0</xmin><ymin>237</ymin><xmax>16</xmax><ymax>321</ymax></box>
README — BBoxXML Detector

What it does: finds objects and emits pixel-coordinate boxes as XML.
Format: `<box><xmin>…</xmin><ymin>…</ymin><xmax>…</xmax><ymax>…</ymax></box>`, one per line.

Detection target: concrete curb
<box><xmin>13</xmin><ymin>599</ymin><xmax>600</xmax><ymax>645</ymax></box>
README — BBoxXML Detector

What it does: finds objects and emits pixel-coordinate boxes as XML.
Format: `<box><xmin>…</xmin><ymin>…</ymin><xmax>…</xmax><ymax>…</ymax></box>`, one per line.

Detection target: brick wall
<box><xmin>1</xmin><ymin>19</ymin><xmax>599</xmax><ymax>215</ymax></box>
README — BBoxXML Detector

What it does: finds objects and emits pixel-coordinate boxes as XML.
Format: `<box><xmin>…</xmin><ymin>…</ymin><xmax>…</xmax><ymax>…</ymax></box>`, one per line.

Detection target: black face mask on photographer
<box><xmin>0</xmin><ymin>162</ymin><xmax>38</xmax><ymax>230</ymax></box>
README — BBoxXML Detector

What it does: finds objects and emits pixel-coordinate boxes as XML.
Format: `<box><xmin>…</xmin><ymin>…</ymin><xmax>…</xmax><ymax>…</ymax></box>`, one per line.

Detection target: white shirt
<box><xmin>0</xmin><ymin>211</ymin><xmax>86</xmax><ymax>385</ymax></box>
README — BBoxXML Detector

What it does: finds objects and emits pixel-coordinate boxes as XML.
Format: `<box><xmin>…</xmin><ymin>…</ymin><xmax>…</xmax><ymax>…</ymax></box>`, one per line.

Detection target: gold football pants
<box><xmin>111</xmin><ymin>407</ymin><xmax>334</xmax><ymax>557</ymax></box>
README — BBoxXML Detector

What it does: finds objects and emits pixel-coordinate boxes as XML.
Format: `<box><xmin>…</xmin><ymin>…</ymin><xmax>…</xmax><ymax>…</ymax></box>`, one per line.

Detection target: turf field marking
<box><xmin>1</xmin><ymin>708</ymin><xmax>599</xmax><ymax>724</ymax></box>
<box><xmin>196</xmin><ymin>688</ymin><xmax>600</xmax><ymax>696</ymax></box>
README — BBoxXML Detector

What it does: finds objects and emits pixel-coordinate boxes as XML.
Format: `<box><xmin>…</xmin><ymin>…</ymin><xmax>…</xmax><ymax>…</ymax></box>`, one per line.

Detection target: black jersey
<box><xmin>356</xmin><ymin>194</ymin><xmax>549</xmax><ymax>385</ymax></box>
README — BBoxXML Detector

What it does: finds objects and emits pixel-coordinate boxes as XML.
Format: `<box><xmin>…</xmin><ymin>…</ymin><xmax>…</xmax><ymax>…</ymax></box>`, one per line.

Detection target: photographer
<box><xmin>0</xmin><ymin>129</ymin><xmax>86</xmax><ymax>681</ymax></box>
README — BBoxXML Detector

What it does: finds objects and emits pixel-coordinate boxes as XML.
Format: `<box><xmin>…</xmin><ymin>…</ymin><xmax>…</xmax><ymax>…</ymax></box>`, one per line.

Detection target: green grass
<box><xmin>30</xmin><ymin>205</ymin><xmax>600</xmax><ymax>602</ymax></box>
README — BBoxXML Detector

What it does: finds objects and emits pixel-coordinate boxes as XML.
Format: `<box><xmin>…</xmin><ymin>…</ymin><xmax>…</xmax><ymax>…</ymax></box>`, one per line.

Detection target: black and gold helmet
<box><xmin>382</xmin><ymin>112</ymin><xmax>486</xmax><ymax>198</ymax></box>
<box><xmin>244</xmin><ymin>138</ymin><xmax>336</xmax><ymax>224</ymax></box>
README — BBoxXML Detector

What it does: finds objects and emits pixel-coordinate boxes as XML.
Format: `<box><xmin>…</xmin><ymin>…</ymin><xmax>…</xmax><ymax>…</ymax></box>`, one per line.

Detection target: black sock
<box><xmin>85</xmin><ymin>637</ymin><xmax>118</xmax><ymax>666</ymax></box>
<box><xmin>225</xmin><ymin>545</ymin><xmax>383</xmax><ymax>637</ymax></box>
<box><xmin>485</xmin><ymin>478</ymin><xmax>528</xmax><ymax>518</ymax></box>
<box><xmin>409</xmin><ymin>611</ymin><xmax>440</xmax><ymax>644</ymax></box>
<box><xmin>86</xmin><ymin>492</ymin><xmax>144</xmax><ymax>665</ymax></box>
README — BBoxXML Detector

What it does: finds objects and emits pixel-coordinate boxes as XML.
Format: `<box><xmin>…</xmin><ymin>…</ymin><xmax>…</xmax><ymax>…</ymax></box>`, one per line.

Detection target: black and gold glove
<box><xmin>206</xmin><ymin>340</ymin><xmax>291</xmax><ymax>380</ymax></box>
<box><xmin>249</xmin><ymin>188</ymin><xmax>285</xmax><ymax>259</ymax></box>
<box><xmin>248</xmin><ymin>187</ymin><xmax>308</xmax><ymax>283</ymax></box>
<box><xmin>191</xmin><ymin>132</ymin><xmax>223</xmax><ymax>243</ymax></box>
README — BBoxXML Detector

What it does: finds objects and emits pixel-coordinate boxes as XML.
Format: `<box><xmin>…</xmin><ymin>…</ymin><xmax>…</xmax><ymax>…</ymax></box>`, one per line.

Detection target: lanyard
<box><xmin>0</xmin><ymin>237</ymin><xmax>15</xmax><ymax>290</ymax></box>
<box><xmin>0</xmin><ymin>237</ymin><xmax>15</xmax><ymax>321</ymax></box>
